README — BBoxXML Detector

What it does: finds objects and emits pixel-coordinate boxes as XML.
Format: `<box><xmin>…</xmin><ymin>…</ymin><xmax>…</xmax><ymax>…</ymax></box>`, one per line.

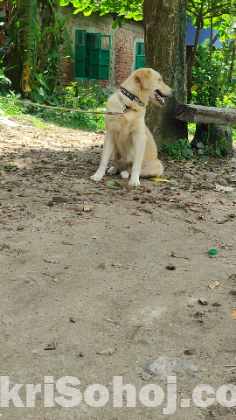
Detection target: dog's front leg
<box><xmin>91</xmin><ymin>134</ymin><xmax>114</xmax><ymax>182</ymax></box>
<box><xmin>129</xmin><ymin>136</ymin><xmax>147</xmax><ymax>187</ymax></box>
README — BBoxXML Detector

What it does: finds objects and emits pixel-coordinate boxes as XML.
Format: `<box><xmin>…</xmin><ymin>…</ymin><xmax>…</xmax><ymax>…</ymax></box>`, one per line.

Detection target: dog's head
<box><xmin>133</xmin><ymin>68</ymin><xmax>173</xmax><ymax>107</ymax></box>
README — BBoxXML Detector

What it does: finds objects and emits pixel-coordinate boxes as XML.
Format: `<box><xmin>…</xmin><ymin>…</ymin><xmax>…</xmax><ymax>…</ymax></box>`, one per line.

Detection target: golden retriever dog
<box><xmin>91</xmin><ymin>68</ymin><xmax>173</xmax><ymax>187</ymax></box>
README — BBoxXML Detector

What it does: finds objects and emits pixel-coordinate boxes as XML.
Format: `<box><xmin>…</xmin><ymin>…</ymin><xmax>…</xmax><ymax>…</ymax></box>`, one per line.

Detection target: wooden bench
<box><xmin>174</xmin><ymin>104</ymin><xmax>236</xmax><ymax>125</ymax></box>
<box><xmin>174</xmin><ymin>104</ymin><xmax>236</xmax><ymax>154</ymax></box>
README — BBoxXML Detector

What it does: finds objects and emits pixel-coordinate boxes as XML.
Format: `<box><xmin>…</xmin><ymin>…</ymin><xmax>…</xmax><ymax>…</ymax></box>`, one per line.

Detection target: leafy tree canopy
<box><xmin>59</xmin><ymin>0</ymin><xmax>143</xmax><ymax>28</ymax></box>
<box><xmin>60</xmin><ymin>0</ymin><xmax>236</xmax><ymax>32</ymax></box>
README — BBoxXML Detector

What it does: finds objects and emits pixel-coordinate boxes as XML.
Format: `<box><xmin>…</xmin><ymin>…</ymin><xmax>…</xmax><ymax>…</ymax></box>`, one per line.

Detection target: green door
<box><xmin>90</xmin><ymin>33</ymin><xmax>101</xmax><ymax>79</ymax></box>
<box><xmin>135</xmin><ymin>42</ymin><xmax>146</xmax><ymax>70</ymax></box>
<box><xmin>75</xmin><ymin>30</ymin><xmax>86</xmax><ymax>77</ymax></box>
<box><xmin>99</xmin><ymin>35</ymin><xmax>111</xmax><ymax>79</ymax></box>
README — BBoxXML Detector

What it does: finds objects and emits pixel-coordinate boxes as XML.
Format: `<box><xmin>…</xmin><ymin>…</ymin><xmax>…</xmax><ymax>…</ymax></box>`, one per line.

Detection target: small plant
<box><xmin>163</xmin><ymin>138</ymin><xmax>194</xmax><ymax>160</ymax></box>
<box><xmin>0</xmin><ymin>60</ymin><xmax>11</xmax><ymax>89</ymax></box>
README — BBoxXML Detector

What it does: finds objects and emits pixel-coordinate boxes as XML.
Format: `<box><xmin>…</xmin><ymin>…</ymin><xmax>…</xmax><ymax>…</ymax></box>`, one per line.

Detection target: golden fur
<box><xmin>91</xmin><ymin>68</ymin><xmax>172</xmax><ymax>186</ymax></box>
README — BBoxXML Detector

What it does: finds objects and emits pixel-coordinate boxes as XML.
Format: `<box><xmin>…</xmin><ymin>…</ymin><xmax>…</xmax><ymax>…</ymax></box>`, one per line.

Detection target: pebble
<box><xmin>140</xmin><ymin>372</ymin><xmax>153</xmax><ymax>381</ymax></box>
<box><xmin>75</xmin><ymin>204</ymin><xmax>84</xmax><ymax>212</ymax></box>
<box><xmin>183</xmin><ymin>173</ymin><xmax>195</xmax><ymax>181</ymax></box>
<box><xmin>216</xmin><ymin>177</ymin><xmax>228</xmax><ymax>186</ymax></box>
<box><xmin>52</xmin><ymin>196</ymin><xmax>68</xmax><ymax>203</ymax></box>
<box><xmin>203</xmin><ymin>172</ymin><xmax>217</xmax><ymax>183</ymax></box>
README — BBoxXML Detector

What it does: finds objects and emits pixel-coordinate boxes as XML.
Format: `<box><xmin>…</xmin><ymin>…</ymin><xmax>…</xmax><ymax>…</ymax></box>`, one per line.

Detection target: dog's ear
<box><xmin>134</xmin><ymin>69</ymin><xmax>151</xmax><ymax>90</ymax></box>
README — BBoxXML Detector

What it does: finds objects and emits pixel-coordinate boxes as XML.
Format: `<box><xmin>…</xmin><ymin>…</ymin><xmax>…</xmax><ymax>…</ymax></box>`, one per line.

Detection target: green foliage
<box><xmin>0</xmin><ymin>84</ymin><xmax>108</xmax><ymax>130</ymax></box>
<box><xmin>59</xmin><ymin>0</ymin><xmax>236</xmax><ymax>30</ymax></box>
<box><xmin>0</xmin><ymin>61</ymin><xmax>11</xmax><ymax>88</ymax></box>
<box><xmin>191</xmin><ymin>39</ymin><xmax>236</xmax><ymax>107</ymax></box>
<box><xmin>193</xmin><ymin>138</ymin><xmax>228</xmax><ymax>159</ymax></box>
<box><xmin>59</xmin><ymin>0</ymin><xmax>143</xmax><ymax>24</ymax></box>
<box><xmin>162</xmin><ymin>132</ymin><xmax>232</xmax><ymax>160</ymax></box>
<box><xmin>216</xmin><ymin>91</ymin><xmax>236</xmax><ymax>108</ymax></box>
<box><xmin>0</xmin><ymin>91</ymin><xmax>27</xmax><ymax>115</ymax></box>
<box><xmin>1</xmin><ymin>0</ymin><xmax>74</xmax><ymax>94</ymax></box>
<box><xmin>28</xmin><ymin>83</ymin><xmax>108</xmax><ymax>130</ymax></box>
<box><xmin>187</xmin><ymin>0</ymin><xmax>235</xmax><ymax>28</ymax></box>
<box><xmin>163</xmin><ymin>138</ymin><xmax>194</xmax><ymax>160</ymax></box>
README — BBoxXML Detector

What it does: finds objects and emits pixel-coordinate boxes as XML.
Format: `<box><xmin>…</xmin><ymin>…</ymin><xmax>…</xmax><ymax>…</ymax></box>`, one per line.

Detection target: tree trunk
<box><xmin>143</xmin><ymin>0</ymin><xmax>188</xmax><ymax>149</ymax></box>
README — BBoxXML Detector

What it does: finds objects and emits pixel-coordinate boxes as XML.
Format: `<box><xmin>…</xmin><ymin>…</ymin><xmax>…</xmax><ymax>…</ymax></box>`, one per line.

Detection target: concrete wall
<box><xmin>58</xmin><ymin>8</ymin><xmax>144</xmax><ymax>89</ymax></box>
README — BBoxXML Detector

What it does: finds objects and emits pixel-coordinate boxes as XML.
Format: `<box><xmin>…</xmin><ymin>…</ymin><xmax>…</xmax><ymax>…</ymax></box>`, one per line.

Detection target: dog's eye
<box><xmin>159</xmin><ymin>78</ymin><xmax>162</xmax><ymax>82</ymax></box>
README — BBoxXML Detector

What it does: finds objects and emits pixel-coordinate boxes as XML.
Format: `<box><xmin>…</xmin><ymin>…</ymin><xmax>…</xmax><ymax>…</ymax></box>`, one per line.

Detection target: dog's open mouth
<box><xmin>155</xmin><ymin>90</ymin><xmax>166</xmax><ymax>107</ymax></box>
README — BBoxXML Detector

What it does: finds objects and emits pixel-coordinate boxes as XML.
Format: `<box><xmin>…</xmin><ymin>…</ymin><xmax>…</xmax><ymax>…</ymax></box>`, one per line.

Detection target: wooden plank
<box><xmin>174</xmin><ymin>104</ymin><xmax>236</xmax><ymax>125</ymax></box>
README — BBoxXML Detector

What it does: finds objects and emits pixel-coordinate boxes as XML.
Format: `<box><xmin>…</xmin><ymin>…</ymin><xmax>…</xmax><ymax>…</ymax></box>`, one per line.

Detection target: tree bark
<box><xmin>143</xmin><ymin>0</ymin><xmax>188</xmax><ymax>149</ymax></box>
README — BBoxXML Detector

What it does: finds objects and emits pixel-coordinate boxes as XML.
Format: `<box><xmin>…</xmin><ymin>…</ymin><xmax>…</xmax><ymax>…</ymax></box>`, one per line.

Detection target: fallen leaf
<box><xmin>198</xmin><ymin>299</ymin><xmax>208</xmax><ymax>305</ymax></box>
<box><xmin>198</xmin><ymin>214</ymin><xmax>205</xmax><ymax>220</ymax></box>
<box><xmin>209</xmin><ymin>281</ymin><xmax>220</xmax><ymax>289</ymax></box>
<box><xmin>97</xmin><ymin>347</ymin><xmax>118</xmax><ymax>356</ymax></box>
<box><xmin>98</xmin><ymin>261</ymin><xmax>108</xmax><ymax>270</ymax></box>
<box><xmin>83</xmin><ymin>205</ymin><xmax>92</xmax><ymax>212</ymax></box>
<box><xmin>111</xmin><ymin>263</ymin><xmax>123</xmax><ymax>268</ymax></box>
<box><xmin>233</xmin><ymin>311</ymin><xmax>236</xmax><ymax>319</ymax></box>
<box><xmin>130</xmin><ymin>210</ymin><xmax>145</xmax><ymax>216</ymax></box>
<box><xmin>168</xmin><ymin>252</ymin><xmax>180</xmax><ymax>258</ymax></box>
<box><xmin>44</xmin><ymin>342</ymin><xmax>57</xmax><ymax>350</ymax></box>
<box><xmin>150</xmin><ymin>178</ymin><xmax>169</xmax><ymax>182</ymax></box>
<box><xmin>69</xmin><ymin>317</ymin><xmax>75</xmax><ymax>323</ymax></box>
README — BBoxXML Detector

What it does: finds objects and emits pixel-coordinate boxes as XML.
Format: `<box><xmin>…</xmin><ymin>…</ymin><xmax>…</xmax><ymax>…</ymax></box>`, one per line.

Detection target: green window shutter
<box><xmin>135</xmin><ymin>42</ymin><xmax>146</xmax><ymax>70</ymax></box>
<box><xmin>99</xmin><ymin>35</ymin><xmax>111</xmax><ymax>80</ymax></box>
<box><xmin>90</xmin><ymin>33</ymin><xmax>101</xmax><ymax>79</ymax></box>
<box><xmin>75</xmin><ymin>30</ymin><xmax>86</xmax><ymax>78</ymax></box>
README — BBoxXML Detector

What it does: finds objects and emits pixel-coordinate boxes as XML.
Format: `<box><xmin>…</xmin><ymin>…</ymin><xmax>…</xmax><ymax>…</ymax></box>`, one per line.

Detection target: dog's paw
<box><xmin>120</xmin><ymin>171</ymin><xmax>130</xmax><ymax>179</ymax></box>
<box><xmin>107</xmin><ymin>166</ymin><xmax>118</xmax><ymax>175</ymax></box>
<box><xmin>91</xmin><ymin>172</ymin><xmax>103</xmax><ymax>182</ymax></box>
<box><xmin>129</xmin><ymin>178</ymin><xmax>140</xmax><ymax>187</ymax></box>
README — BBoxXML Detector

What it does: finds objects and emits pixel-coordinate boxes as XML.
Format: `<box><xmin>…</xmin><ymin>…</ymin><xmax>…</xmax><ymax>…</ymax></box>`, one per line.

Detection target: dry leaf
<box><xmin>233</xmin><ymin>311</ymin><xmax>236</xmax><ymax>319</ymax></box>
<box><xmin>44</xmin><ymin>342</ymin><xmax>57</xmax><ymax>350</ymax></box>
<box><xmin>150</xmin><ymin>178</ymin><xmax>169</xmax><ymax>182</ymax></box>
<box><xmin>111</xmin><ymin>263</ymin><xmax>123</xmax><ymax>268</ymax></box>
<box><xmin>198</xmin><ymin>214</ymin><xmax>205</xmax><ymax>220</ymax></box>
<box><xmin>168</xmin><ymin>252</ymin><xmax>180</xmax><ymax>258</ymax></box>
<box><xmin>84</xmin><ymin>205</ymin><xmax>92</xmax><ymax>212</ymax></box>
<box><xmin>130</xmin><ymin>210</ymin><xmax>145</xmax><ymax>216</ymax></box>
<box><xmin>209</xmin><ymin>281</ymin><xmax>220</xmax><ymax>289</ymax></box>
<box><xmin>97</xmin><ymin>347</ymin><xmax>118</xmax><ymax>356</ymax></box>
<box><xmin>98</xmin><ymin>261</ymin><xmax>108</xmax><ymax>270</ymax></box>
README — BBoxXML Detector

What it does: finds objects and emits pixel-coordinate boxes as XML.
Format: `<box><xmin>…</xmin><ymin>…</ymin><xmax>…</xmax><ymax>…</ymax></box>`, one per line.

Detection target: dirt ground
<box><xmin>0</xmin><ymin>115</ymin><xmax>236</xmax><ymax>420</ymax></box>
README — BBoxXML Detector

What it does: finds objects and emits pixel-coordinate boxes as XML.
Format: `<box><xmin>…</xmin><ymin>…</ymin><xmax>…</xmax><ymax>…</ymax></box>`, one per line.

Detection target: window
<box><xmin>135</xmin><ymin>42</ymin><xmax>146</xmax><ymax>70</ymax></box>
<box><xmin>75</xmin><ymin>30</ymin><xmax>111</xmax><ymax>80</ymax></box>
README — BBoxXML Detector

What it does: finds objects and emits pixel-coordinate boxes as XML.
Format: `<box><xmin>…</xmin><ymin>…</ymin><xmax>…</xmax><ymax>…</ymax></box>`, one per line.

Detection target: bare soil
<box><xmin>0</xmin><ymin>116</ymin><xmax>236</xmax><ymax>420</ymax></box>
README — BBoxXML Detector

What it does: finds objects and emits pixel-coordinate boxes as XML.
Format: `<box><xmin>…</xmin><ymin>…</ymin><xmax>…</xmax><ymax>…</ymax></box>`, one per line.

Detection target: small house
<box><xmin>59</xmin><ymin>8</ymin><xmax>144</xmax><ymax>89</ymax></box>
<box><xmin>59</xmin><ymin>9</ymin><xmax>222</xmax><ymax>90</ymax></box>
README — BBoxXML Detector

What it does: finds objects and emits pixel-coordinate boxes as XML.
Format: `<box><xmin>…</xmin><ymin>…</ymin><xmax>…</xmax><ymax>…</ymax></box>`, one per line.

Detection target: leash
<box><xmin>0</xmin><ymin>96</ymin><xmax>129</xmax><ymax>116</ymax></box>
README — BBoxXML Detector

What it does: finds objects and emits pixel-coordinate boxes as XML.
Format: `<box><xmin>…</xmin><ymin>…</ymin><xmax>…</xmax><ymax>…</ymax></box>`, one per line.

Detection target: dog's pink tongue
<box><xmin>155</xmin><ymin>92</ymin><xmax>166</xmax><ymax>107</ymax></box>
